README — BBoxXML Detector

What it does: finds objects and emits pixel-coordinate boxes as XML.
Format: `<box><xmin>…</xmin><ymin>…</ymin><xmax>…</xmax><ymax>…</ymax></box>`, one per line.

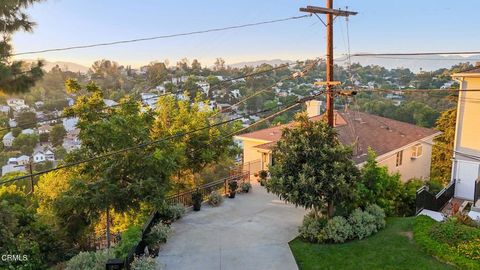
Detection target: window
<box><xmin>411</xmin><ymin>144</ymin><xmax>423</xmax><ymax>159</ymax></box>
<box><xmin>396</xmin><ymin>150</ymin><xmax>403</xmax><ymax>167</ymax></box>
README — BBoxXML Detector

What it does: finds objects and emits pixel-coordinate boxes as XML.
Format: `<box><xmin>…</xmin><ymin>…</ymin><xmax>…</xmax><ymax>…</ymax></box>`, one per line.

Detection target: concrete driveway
<box><xmin>156</xmin><ymin>183</ymin><xmax>306</xmax><ymax>270</ymax></box>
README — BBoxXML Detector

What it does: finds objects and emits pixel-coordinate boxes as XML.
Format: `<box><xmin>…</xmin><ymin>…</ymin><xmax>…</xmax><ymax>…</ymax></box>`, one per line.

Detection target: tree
<box><xmin>89</xmin><ymin>59</ymin><xmax>125</xmax><ymax>91</ymax></box>
<box><xmin>0</xmin><ymin>0</ymin><xmax>44</xmax><ymax>94</ymax></box>
<box><xmin>151</xmin><ymin>94</ymin><xmax>239</xmax><ymax>188</ymax></box>
<box><xmin>50</xmin><ymin>124</ymin><xmax>66</xmax><ymax>147</ymax></box>
<box><xmin>15</xmin><ymin>110</ymin><xmax>37</xmax><ymax>129</ymax></box>
<box><xmin>266</xmin><ymin>114</ymin><xmax>360</xmax><ymax>218</ymax></box>
<box><xmin>12</xmin><ymin>133</ymin><xmax>38</xmax><ymax>155</ymax></box>
<box><xmin>431</xmin><ymin>108</ymin><xmax>456</xmax><ymax>185</ymax></box>
<box><xmin>57</xmin><ymin>80</ymin><xmax>173</xmax><ymax>246</ymax></box>
<box><xmin>146</xmin><ymin>62</ymin><xmax>168</xmax><ymax>86</ymax></box>
<box><xmin>191</xmin><ymin>59</ymin><xmax>202</xmax><ymax>75</ymax></box>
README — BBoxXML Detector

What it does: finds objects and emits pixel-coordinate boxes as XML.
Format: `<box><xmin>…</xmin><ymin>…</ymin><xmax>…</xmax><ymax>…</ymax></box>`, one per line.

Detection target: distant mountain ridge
<box><xmin>21</xmin><ymin>59</ymin><xmax>90</xmax><ymax>73</ymax></box>
<box><xmin>228</xmin><ymin>59</ymin><xmax>295</xmax><ymax>68</ymax></box>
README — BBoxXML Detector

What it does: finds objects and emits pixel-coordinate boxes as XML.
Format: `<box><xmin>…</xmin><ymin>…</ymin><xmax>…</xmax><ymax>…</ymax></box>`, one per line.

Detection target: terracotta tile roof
<box><xmin>462</xmin><ymin>68</ymin><xmax>480</xmax><ymax>74</ymax></box>
<box><xmin>237</xmin><ymin>111</ymin><xmax>440</xmax><ymax>164</ymax></box>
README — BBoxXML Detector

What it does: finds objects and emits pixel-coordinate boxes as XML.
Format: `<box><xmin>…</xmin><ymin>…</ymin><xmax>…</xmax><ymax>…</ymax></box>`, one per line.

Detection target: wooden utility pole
<box><xmin>28</xmin><ymin>161</ymin><xmax>34</xmax><ymax>194</ymax></box>
<box><xmin>300</xmin><ymin>2</ymin><xmax>357</xmax><ymax>127</ymax></box>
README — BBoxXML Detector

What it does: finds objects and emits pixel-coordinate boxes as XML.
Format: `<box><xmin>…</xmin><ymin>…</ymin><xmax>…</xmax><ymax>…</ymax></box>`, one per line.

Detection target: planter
<box><xmin>229</xmin><ymin>191</ymin><xmax>236</xmax><ymax>199</ymax></box>
<box><xmin>193</xmin><ymin>201</ymin><xmax>201</xmax><ymax>211</ymax></box>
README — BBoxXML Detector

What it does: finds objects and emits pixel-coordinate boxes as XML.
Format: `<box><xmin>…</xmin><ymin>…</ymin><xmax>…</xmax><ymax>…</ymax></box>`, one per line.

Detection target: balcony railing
<box><xmin>415</xmin><ymin>181</ymin><xmax>455</xmax><ymax>215</ymax></box>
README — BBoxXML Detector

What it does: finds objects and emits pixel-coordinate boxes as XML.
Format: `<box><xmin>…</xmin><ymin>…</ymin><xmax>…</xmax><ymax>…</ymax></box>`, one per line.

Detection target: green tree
<box><xmin>50</xmin><ymin>124</ymin><xmax>66</xmax><ymax>147</ymax></box>
<box><xmin>0</xmin><ymin>0</ymin><xmax>44</xmax><ymax>94</ymax></box>
<box><xmin>431</xmin><ymin>108</ymin><xmax>456</xmax><ymax>185</ymax></box>
<box><xmin>15</xmin><ymin>110</ymin><xmax>37</xmax><ymax>129</ymax></box>
<box><xmin>56</xmin><ymin>80</ymin><xmax>173</xmax><ymax>246</ymax></box>
<box><xmin>146</xmin><ymin>62</ymin><xmax>168</xmax><ymax>86</ymax></box>
<box><xmin>11</xmin><ymin>127</ymin><xmax>22</xmax><ymax>137</ymax></box>
<box><xmin>12</xmin><ymin>133</ymin><xmax>38</xmax><ymax>155</ymax></box>
<box><xmin>266</xmin><ymin>114</ymin><xmax>360</xmax><ymax>218</ymax></box>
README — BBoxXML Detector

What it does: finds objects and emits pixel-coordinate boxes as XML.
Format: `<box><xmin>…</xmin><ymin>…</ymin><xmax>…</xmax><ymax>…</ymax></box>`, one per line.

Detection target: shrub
<box><xmin>349</xmin><ymin>209</ymin><xmax>377</xmax><ymax>240</ymax></box>
<box><xmin>208</xmin><ymin>190</ymin><xmax>223</xmax><ymax>206</ymax></box>
<box><xmin>228</xmin><ymin>181</ymin><xmax>238</xmax><ymax>193</ymax></box>
<box><xmin>241</xmin><ymin>182</ymin><xmax>252</xmax><ymax>192</ymax></box>
<box><xmin>159</xmin><ymin>203</ymin><xmax>185</xmax><ymax>223</ymax></box>
<box><xmin>115</xmin><ymin>225</ymin><xmax>142</xmax><ymax>259</ymax></box>
<box><xmin>414</xmin><ymin>215</ymin><xmax>480</xmax><ymax>270</ymax></box>
<box><xmin>298</xmin><ymin>213</ymin><xmax>327</xmax><ymax>243</ymax></box>
<box><xmin>146</xmin><ymin>222</ymin><xmax>171</xmax><ymax>247</ymax></box>
<box><xmin>365</xmin><ymin>204</ymin><xmax>386</xmax><ymax>230</ymax></box>
<box><xmin>429</xmin><ymin>219</ymin><xmax>480</xmax><ymax>246</ymax></box>
<box><xmin>323</xmin><ymin>216</ymin><xmax>353</xmax><ymax>243</ymax></box>
<box><xmin>131</xmin><ymin>255</ymin><xmax>157</xmax><ymax>270</ymax></box>
<box><xmin>426</xmin><ymin>178</ymin><xmax>444</xmax><ymax>195</ymax></box>
<box><xmin>259</xmin><ymin>170</ymin><xmax>268</xmax><ymax>179</ymax></box>
<box><xmin>66</xmin><ymin>249</ymin><xmax>114</xmax><ymax>270</ymax></box>
<box><xmin>457</xmin><ymin>238</ymin><xmax>480</xmax><ymax>261</ymax></box>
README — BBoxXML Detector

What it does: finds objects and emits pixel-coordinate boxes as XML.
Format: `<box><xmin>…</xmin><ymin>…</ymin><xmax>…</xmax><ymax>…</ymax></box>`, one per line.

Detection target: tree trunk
<box><xmin>106</xmin><ymin>207</ymin><xmax>111</xmax><ymax>248</ymax></box>
<box><xmin>327</xmin><ymin>200</ymin><xmax>335</xmax><ymax>219</ymax></box>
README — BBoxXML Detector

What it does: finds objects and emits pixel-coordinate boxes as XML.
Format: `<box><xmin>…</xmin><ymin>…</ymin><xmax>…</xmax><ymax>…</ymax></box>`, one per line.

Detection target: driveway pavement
<box><xmin>156</xmin><ymin>183</ymin><xmax>306</xmax><ymax>270</ymax></box>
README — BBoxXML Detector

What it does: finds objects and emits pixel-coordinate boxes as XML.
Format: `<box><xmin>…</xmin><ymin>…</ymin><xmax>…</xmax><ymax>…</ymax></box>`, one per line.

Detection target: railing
<box><xmin>111</xmin><ymin>171</ymin><xmax>249</xmax><ymax>269</ymax></box>
<box><xmin>415</xmin><ymin>181</ymin><xmax>455</xmax><ymax>215</ymax></box>
<box><xmin>165</xmin><ymin>172</ymin><xmax>248</xmax><ymax>207</ymax></box>
<box><xmin>475</xmin><ymin>177</ymin><xmax>480</xmax><ymax>207</ymax></box>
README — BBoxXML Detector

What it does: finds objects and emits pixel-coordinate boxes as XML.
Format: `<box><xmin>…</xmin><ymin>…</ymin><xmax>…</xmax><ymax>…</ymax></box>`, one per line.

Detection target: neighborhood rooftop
<box><xmin>236</xmin><ymin>111</ymin><xmax>440</xmax><ymax>164</ymax></box>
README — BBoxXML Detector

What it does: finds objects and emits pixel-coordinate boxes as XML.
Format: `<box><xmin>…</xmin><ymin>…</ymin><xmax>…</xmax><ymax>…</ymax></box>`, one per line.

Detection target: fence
<box><xmin>239</xmin><ymin>159</ymin><xmax>262</xmax><ymax>179</ymax></box>
<box><xmin>415</xmin><ymin>181</ymin><xmax>455</xmax><ymax>215</ymax></box>
<box><xmin>109</xmin><ymin>171</ymin><xmax>249</xmax><ymax>269</ymax></box>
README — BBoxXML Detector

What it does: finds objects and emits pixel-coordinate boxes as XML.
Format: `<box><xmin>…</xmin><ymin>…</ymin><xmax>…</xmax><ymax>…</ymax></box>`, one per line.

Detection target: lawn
<box><xmin>289</xmin><ymin>217</ymin><xmax>454</xmax><ymax>270</ymax></box>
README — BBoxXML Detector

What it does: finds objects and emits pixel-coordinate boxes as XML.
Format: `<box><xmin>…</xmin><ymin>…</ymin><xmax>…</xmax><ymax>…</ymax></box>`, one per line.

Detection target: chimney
<box><xmin>305</xmin><ymin>100</ymin><xmax>322</xmax><ymax>118</ymax></box>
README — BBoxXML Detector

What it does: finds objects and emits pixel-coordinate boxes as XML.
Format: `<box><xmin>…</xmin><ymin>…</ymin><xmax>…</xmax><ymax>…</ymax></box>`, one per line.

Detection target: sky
<box><xmin>11</xmin><ymin>0</ymin><xmax>480</xmax><ymax>68</ymax></box>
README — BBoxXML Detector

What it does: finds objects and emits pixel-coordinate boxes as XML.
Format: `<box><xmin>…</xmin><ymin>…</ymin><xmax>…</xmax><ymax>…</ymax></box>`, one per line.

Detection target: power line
<box><xmin>351</xmin><ymin>55</ymin><xmax>480</xmax><ymax>61</ymax></box>
<box><xmin>350</xmin><ymin>51</ymin><xmax>480</xmax><ymax>57</ymax></box>
<box><xmin>11</xmin><ymin>15</ymin><xmax>311</xmax><ymax>56</ymax></box>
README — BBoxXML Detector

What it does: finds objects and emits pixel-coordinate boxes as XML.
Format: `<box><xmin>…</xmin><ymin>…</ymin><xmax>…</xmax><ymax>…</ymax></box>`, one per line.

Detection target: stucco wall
<box><xmin>456</xmin><ymin>77</ymin><xmax>480</xmax><ymax>157</ymax></box>
<box><xmin>241</xmin><ymin>139</ymin><xmax>267</xmax><ymax>164</ymax></box>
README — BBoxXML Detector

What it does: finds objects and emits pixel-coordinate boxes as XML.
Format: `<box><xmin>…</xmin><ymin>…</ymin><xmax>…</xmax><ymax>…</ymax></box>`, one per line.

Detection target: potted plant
<box><xmin>228</xmin><ymin>181</ymin><xmax>238</xmax><ymax>198</ymax></box>
<box><xmin>192</xmin><ymin>190</ymin><xmax>202</xmax><ymax>211</ymax></box>
<box><xmin>259</xmin><ymin>170</ymin><xmax>268</xmax><ymax>186</ymax></box>
<box><xmin>241</xmin><ymin>182</ymin><xmax>252</xmax><ymax>193</ymax></box>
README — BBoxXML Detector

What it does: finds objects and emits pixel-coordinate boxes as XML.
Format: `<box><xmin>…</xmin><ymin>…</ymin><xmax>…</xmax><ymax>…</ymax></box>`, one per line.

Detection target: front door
<box><xmin>455</xmin><ymin>161</ymin><xmax>480</xmax><ymax>200</ymax></box>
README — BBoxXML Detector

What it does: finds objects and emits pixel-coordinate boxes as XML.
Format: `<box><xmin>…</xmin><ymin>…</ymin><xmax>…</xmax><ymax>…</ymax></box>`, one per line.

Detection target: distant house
<box><xmin>33</xmin><ymin>151</ymin><xmax>46</xmax><ymax>163</ymax></box>
<box><xmin>63</xmin><ymin>117</ymin><xmax>78</xmax><ymax>132</ymax></box>
<box><xmin>0</xmin><ymin>105</ymin><xmax>10</xmax><ymax>114</ymax></box>
<box><xmin>21</xmin><ymin>128</ymin><xmax>35</xmax><ymax>135</ymax></box>
<box><xmin>66</xmin><ymin>98</ymin><xmax>74</xmax><ymax>107</ymax></box>
<box><xmin>38</xmin><ymin>124</ymin><xmax>53</xmax><ymax>134</ymax></box>
<box><xmin>196</xmin><ymin>82</ymin><xmax>210</xmax><ymax>96</ymax></box>
<box><xmin>63</xmin><ymin>128</ymin><xmax>81</xmax><ymax>153</ymax></box>
<box><xmin>1</xmin><ymin>164</ymin><xmax>26</xmax><ymax>176</ymax></box>
<box><xmin>8</xmin><ymin>119</ymin><xmax>17</xmax><ymax>128</ymax></box>
<box><xmin>3</xmin><ymin>132</ymin><xmax>14</xmax><ymax>147</ymax></box>
<box><xmin>235</xmin><ymin>101</ymin><xmax>439</xmax><ymax>182</ymax></box>
<box><xmin>7</xmin><ymin>98</ymin><xmax>25</xmax><ymax>107</ymax></box>
<box><xmin>141</xmin><ymin>93</ymin><xmax>159</xmax><ymax>108</ymax></box>
<box><xmin>103</xmin><ymin>99</ymin><xmax>118</xmax><ymax>107</ymax></box>
<box><xmin>34</xmin><ymin>101</ymin><xmax>44</xmax><ymax>108</ymax></box>
<box><xmin>7</xmin><ymin>155</ymin><xmax>30</xmax><ymax>166</ymax></box>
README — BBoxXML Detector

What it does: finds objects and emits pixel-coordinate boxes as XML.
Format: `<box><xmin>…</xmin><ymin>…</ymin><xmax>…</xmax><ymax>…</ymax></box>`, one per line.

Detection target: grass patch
<box><xmin>289</xmin><ymin>217</ymin><xmax>453</xmax><ymax>270</ymax></box>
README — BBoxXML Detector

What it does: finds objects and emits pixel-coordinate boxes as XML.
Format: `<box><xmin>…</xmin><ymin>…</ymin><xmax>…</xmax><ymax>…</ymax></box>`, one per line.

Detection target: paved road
<box><xmin>156</xmin><ymin>183</ymin><xmax>306</xmax><ymax>270</ymax></box>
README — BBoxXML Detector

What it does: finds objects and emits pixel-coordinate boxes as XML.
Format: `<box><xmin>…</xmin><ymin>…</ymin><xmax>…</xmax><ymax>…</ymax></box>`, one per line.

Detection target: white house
<box><xmin>3</xmin><ymin>132</ymin><xmax>14</xmax><ymax>147</ymax></box>
<box><xmin>38</xmin><ymin>124</ymin><xmax>52</xmax><ymax>134</ymax></box>
<box><xmin>21</xmin><ymin>128</ymin><xmax>35</xmax><ymax>135</ymax></box>
<box><xmin>44</xmin><ymin>150</ymin><xmax>55</xmax><ymax>161</ymax></box>
<box><xmin>7</xmin><ymin>98</ymin><xmax>25</xmax><ymax>107</ymax></box>
<box><xmin>196</xmin><ymin>82</ymin><xmax>210</xmax><ymax>96</ymax></box>
<box><xmin>141</xmin><ymin>93</ymin><xmax>159</xmax><ymax>109</ymax></box>
<box><xmin>8</xmin><ymin>155</ymin><xmax>30</xmax><ymax>166</ymax></box>
<box><xmin>33</xmin><ymin>151</ymin><xmax>46</xmax><ymax>163</ymax></box>
<box><xmin>8</xmin><ymin>119</ymin><xmax>17</xmax><ymax>128</ymax></box>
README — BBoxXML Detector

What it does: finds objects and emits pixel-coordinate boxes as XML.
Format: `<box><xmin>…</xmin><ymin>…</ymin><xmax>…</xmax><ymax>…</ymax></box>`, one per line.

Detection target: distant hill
<box><xmin>21</xmin><ymin>59</ymin><xmax>90</xmax><ymax>73</ymax></box>
<box><xmin>228</xmin><ymin>59</ymin><xmax>295</xmax><ymax>68</ymax></box>
<box><xmin>346</xmin><ymin>55</ymin><xmax>480</xmax><ymax>72</ymax></box>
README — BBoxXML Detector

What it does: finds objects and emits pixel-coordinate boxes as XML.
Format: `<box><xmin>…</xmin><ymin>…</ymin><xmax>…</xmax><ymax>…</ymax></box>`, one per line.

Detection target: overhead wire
<box><xmin>11</xmin><ymin>15</ymin><xmax>311</xmax><ymax>56</ymax></box>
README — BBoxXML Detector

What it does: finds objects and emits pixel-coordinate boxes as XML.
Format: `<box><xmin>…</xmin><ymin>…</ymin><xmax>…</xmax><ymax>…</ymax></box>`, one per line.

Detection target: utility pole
<box><xmin>28</xmin><ymin>160</ymin><xmax>34</xmax><ymax>194</ymax></box>
<box><xmin>300</xmin><ymin>2</ymin><xmax>357</xmax><ymax>127</ymax></box>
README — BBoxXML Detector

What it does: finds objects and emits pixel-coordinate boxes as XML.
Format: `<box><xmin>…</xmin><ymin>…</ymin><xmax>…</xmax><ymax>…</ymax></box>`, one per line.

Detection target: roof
<box><xmin>453</xmin><ymin>67</ymin><xmax>480</xmax><ymax>77</ymax></box>
<box><xmin>237</xmin><ymin>111</ymin><xmax>440</xmax><ymax>164</ymax></box>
